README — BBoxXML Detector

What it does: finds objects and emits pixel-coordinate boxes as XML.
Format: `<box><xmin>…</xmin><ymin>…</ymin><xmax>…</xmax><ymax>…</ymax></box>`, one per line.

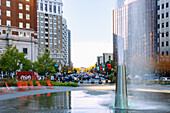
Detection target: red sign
<box><xmin>17</xmin><ymin>72</ymin><xmax>38</xmax><ymax>80</ymax></box>
<box><xmin>107</xmin><ymin>64</ymin><xmax>111</xmax><ymax>69</ymax></box>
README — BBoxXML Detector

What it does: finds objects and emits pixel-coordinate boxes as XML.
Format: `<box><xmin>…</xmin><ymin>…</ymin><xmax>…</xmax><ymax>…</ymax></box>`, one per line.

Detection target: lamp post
<box><xmin>6</xmin><ymin>27</ymin><xmax>11</xmax><ymax>48</ymax></box>
<box><xmin>31</xmin><ymin>36</ymin><xmax>33</xmax><ymax>80</ymax></box>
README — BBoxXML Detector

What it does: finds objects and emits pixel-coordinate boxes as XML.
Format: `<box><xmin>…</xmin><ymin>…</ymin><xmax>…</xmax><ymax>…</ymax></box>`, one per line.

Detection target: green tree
<box><xmin>20</xmin><ymin>59</ymin><xmax>32</xmax><ymax>72</ymax></box>
<box><xmin>0</xmin><ymin>46</ymin><xmax>26</xmax><ymax>75</ymax></box>
<box><xmin>33</xmin><ymin>49</ymin><xmax>56</xmax><ymax>76</ymax></box>
<box><xmin>105</xmin><ymin>60</ymin><xmax>116</xmax><ymax>75</ymax></box>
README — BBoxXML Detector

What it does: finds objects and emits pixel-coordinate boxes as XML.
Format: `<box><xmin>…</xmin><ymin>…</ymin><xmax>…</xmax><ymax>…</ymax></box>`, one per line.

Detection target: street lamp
<box><xmin>6</xmin><ymin>27</ymin><xmax>11</xmax><ymax>48</ymax></box>
<box><xmin>31</xmin><ymin>36</ymin><xmax>33</xmax><ymax>80</ymax></box>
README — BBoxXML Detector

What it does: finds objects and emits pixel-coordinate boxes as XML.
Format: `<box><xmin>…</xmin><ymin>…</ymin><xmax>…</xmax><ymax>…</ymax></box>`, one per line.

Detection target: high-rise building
<box><xmin>0</xmin><ymin>0</ymin><xmax>38</xmax><ymax>61</ymax></box>
<box><xmin>113</xmin><ymin>0</ymin><xmax>158</xmax><ymax>64</ymax></box>
<box><xmin>62</xmin><ymin>18</ymin><xmax>68</xmax><ymax>64</ymax></box>
<box><xmin>157</xmin><ymin>0</ymin><xmax>170</xmax><ymax>56</ymax></box>
<box><xmin>37</xmin><ymin>0</ymin><xmax>64</xmax><ymax>64</ymax></box>
<box><xmin>67</xmin><ymin>29</ymin><xmax>71</xmax><ymax>66</ymax></box>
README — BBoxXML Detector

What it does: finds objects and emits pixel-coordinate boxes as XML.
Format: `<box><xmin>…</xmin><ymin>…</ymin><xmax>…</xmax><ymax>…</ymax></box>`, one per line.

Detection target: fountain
<box><xmin>114</xmin><ymin>36</ymin><xmax>128</xmax><ymax>109</ymax></box>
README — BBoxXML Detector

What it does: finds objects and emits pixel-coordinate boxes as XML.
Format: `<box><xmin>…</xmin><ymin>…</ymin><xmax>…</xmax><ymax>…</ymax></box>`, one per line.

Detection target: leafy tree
<box><xmin>105</xmin><ymin>60</ymin><xmax>116</xmax><ymax>75</ymax></box>
<box><xmin>33</xmin><ymin>49</ymin><xmax>56</xmax><ymax>76</ymax></box>
<box><xmin>0</xmin><ymin>46</ymin><xmax>26</xmax><ymax>75</ymax></box>
<box><xmin>20</xmin><ymin>59</ymin><xmax>32</xmax><ymax>72</ymax></box>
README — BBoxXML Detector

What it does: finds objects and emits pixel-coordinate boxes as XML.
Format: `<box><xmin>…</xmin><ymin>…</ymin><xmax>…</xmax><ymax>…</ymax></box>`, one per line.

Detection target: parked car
<box><xmin>153</xmin><ymin>77</ymin><xmax>159</xmax><ymax>81</ymax></box>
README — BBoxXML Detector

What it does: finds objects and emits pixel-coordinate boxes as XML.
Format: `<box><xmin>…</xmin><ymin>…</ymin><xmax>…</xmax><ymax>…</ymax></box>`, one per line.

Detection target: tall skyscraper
<box><xmin>37</xmin><ymin>0</ymin><xmax>64</xmax><ymax>64</ymax></box>
<box><xmin>157</xmin><ymin>0</ymin><xmax>170</xmax><ymax>56</ymax></box>
<box><xmin>113</xmin><ymin>0</ymin><xmax>158</xmax><ymax>64</ymax></box>
<box><xmin>62</xmin><ymin>18</ymin><xmax>68</xmax><ymax>64</ymax></box>
<box><xmin>0</xmin><ymin>0</ymin><xmax>38</xmax><ymax>61</ymax></box>
<box><xmin>67</xmin><ymin>30</ymin><xmax>71</xmax><ymax>66</ymax></box>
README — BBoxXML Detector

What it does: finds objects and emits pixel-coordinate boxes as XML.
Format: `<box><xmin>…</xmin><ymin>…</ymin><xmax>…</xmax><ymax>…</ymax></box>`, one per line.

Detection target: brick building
<box><xmin>0</xmin><ymin>0</ymin><xmax>38</xmax><ymax>61</ymax></box>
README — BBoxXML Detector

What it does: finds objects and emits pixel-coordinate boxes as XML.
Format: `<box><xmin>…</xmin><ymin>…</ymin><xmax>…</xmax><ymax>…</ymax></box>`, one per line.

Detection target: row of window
<box><xmin>157</xmin><ymin>2</ymin><xmax>169</xmax><ymax>10</ymax></box>
<box><xmin>158</xmin><ymin>22</ymin><xmax>169</xmax><ymax>28</ymax></box>
<box><xmin>19</xmin><ymin>3</ymin><xmax>30</xmax><ymax>11</ymax></box>
<box><xmin>1</xmin><ymin>0</ymin><xmax>30</xmax><ymax>7</ymax></box>
<box><xmin>1</xmin><ymin>10</ymin><xmax>30</xmax><ymax>20</ymax></box>
<box><xmin>160</xmin><ymin>32</ymin><xmax>169</xmax><ymax>37</ymax></box>
<box><xmin>0</xmin><ymin>29</ymin><xmax>30</xmax><ymax>37</ymax></box>
<box><xmin>158</xmin><ymin>12</ymin><xmax>169</xmax><ymax>19</ymax></box>
<box><xmin>162</xmin><ymin>41</ymin><xmax>169</xmax><ymax>47</ymax></box>
<box><xmin>162</xmin><ymin>51</ymin><xmax>169</xmax><ymax>56</ymax></box>
<box><xmin>0</xmin><ymin>19</ymin><xmax>30</xmax><ymax>29</ymax></box>
<box><xmin>38</xmin><ymin>3</ymin><xmax>61</xmax><ymax>14</ymax></box>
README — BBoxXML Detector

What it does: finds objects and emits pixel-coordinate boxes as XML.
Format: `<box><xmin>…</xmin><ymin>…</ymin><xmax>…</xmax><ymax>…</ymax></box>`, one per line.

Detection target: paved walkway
<box><xmin>0</xmin><ymin>84</ymin><xmax>170</xmax><ymax>101</ymax></box>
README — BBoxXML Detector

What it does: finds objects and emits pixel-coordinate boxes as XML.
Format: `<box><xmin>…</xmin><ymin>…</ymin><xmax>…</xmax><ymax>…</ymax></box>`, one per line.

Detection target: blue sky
<box><xmin>62</xmin><ymin>0</ymin><xmax>117</xmax><ymax>68</ymax></box>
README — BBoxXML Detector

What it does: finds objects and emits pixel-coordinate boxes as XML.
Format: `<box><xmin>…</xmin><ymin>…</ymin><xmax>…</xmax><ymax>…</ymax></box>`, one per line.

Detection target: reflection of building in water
<box><xmin>5</xmin><ymin>91</ymin><xmax>71</xmax><ymax>111</ymax></box>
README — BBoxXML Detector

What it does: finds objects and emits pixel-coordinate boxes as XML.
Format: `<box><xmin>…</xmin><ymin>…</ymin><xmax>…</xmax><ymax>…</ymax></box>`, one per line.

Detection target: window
<box><xmin>58</xmin><ymin>6</ymin><xmax>60</xmax><ymax>14</ymax></box>
<box><xmin>26</xmin><ymin>14</ymin><xmax>30</xmax><ymax>20</ymax></box>
<box><xmin>0</xmin><ymin>0</ymin><xmax>1</xmax><ymax>5</ymax></box>
<box><xmin>26</xmin><ymin>23</ymin><xmax>30</xmax><ymax>29</ymax></box>
<box><xmin>157</xmin><ymin>5</ymin><xmax>160</xmax><ymax>10</ymax></box>
<box><xmin>166</xmin><ymin>41</ymin><xmax>169</xmax><ymax>46</ymax></box>
<box><xmin>166</xmin><ymin>22</ymin><xmax>169</xmax><ymax>27</ymax></box>
<box><xmin>6</xmin><ymin>1</ymin><xmax>10</xmax><ymax>7</ymax></box>
<box><xmin>166</xmin><ymin>51</ymin><xmax>169</xmax><ymax>55</ymax></box>
<box><xmin>162</xmin><ymin>42</ymin><xmax>164</xmax><ymax>47</ymax></box>
<box><xmin>0</xmin><ymin>9</ymin><xmax>1</xmax><ymax>15</ymax></box>
<box><xmin>162</xmin><ymin>51</ymin><xmax>164</xmax><ymax>56</ymax></box>
<box><xmin>37</xmin><ymin>2</ymin><xmax>39</xmax><ymax>10</ymax></box>
<box><xmin>49</xmin><ymin>5</ymin><xmax>52</xmax><ymax>12</ymax></box>
<box><xmin>6</xmin><ymin>20</ymin><xmax>11</xmax><ymax>26</ymax></box>
<box><xmin>23</xmin><ymin>48</ymin><xmax>27</xmax><ymax>54</ymax></box>
<box><xmin>162</xmin><ymin>4</ymin><xmax>164</xmax><ymax>9</ymax></box>
<box><xmin>162</xmin><ymin>33</ymin><xmax>164</xmax><ymax>37</ymax></box>
<box><xmin>166</xmin><ymin>3</ymin><xmax>169</xmax><ymax>8</ymax></box>
<box><xmin>19</xmin><ymin>22</ymin><xmax>23</xmax><ymax>28</ymax></box>
<box><xmin>40</xmin><ymin>3</ymin><xmax>43</xmax><ymax>11</ymax></box>
<box><xmin>0</xmin><ymin>19</ymin><xmax>1</xmax><ymax>25</ymax></box>
<box><xmin>26</xmin><ymin>32</ymin><xmax>30</xmax><ymax>37</ymax></box>
<box><xmin>158</xmin><ymin>15</ymin><xmax>160</xmax><ymax>19</ymax></box>
<box><xmin>26</xmin><ymin>0</ymin><xmax>30</xmax><ymax>1</ymax></box>
<box><xmin>6</xmin><ymin>10</ymin><xmax>11</xmax><ymax>17</ymax></box>
<box><xmin>19</xmin><ymin>3</ymin><xmax>23</xmax><ymax>9</ymax></box>
<box><xmin>166</xmin><ymin>12</ymin><xmax>169</xmax><ymax>17</ymax></box>
<box><xmin>54</xmin><ymin>5</ymin><xmax>56</xmax><ymax>13</ymax></box>
<box><xmin>158</xmin><ymin>24</ymin><xmax>160</xmax><ymax>29</ymax></box>
<box><xmin>162</xmin><ymin>13</ymin><xmax>164</xmax><ymax>18</ymax></box>
<box><xmin>45</xmin><ymin>4</ymin><xmax>47</xmax><ymax>11</ymax></box>
<box><xmin>166</xmin><ymin>32</ymin><xmax>169</xmax><ymax>37</ymax></box>
<box><xmin>26</xmin><ymin>5</ymin><xmax>30</xmax><ymax>11</ymax></box>
<box><xmin>19</xmin><ymin>13</ymin><xmax>23</xmax><ymax>19</ymax></box>
<box><xmin>19</xmin><ymin>32</ymin><xmax>23</xmax><ymax>37</ymax></box>
<box><xmin>162</xmin><ymin>23</ymin><xmax>164</xmax><ymax>28</ymax></box>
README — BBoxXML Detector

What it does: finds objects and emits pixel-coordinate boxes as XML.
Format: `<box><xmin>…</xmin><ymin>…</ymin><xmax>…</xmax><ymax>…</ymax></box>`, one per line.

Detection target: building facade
<box><xmin>62</xmin><ymin>18</ymin><xmax>68</xmax><ymax>64</ymax></box>
<box><xmin>113</xmin><ymin>0</ymin><xmax>158</xmax><ymax>64</ymax></box>
<box><xmin>0</xmin><ymin>0</ymin><xmax>38</xmax><ymax>61</ymax></box>
<box><xmin>97</xmin><ymin>56</ymin><xmax>103</xmax><ymax>66</ymax></box>
<box><xmin>67</xmin><ymin>29</ymin><xmax>71</xmax><ymax>66</ymax></box>
<box><xmin>157</xmin><ymin>0</ymin><xmax>170</xmax><ymax>56</ymax></box>
<box><xmin>37</xmin><ymin>0</ymin><xmax>64</xmax><ymax>64</ymax></box>
<box><xmin>103</xmin><ymin>53</ymin><xmax>113</xmax><ymax>64</ymax></box>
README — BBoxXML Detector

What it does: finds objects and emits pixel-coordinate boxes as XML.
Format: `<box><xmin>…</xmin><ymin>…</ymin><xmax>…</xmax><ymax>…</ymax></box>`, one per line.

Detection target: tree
<box><xmin>105</xmin><ymin>60</ymin><xmax>117</xmax><ymax>75</ymax></box>
<box><xmin>20</xmin><ymin>59</ymin><xmax>32</xmax><ymax>72</ymax></box>
<box><xmin>155</xmin><ymin>55</ymin><xmax>170</xmax><ymax>77</ymax></box>
<box><xmin>0</xmin><ymin>46</ymin><xmax>26</xmax><ymax>75</ymax></box>
<box><xmin>33</xmin><ymin>49</ymin><xmax>56</xmax><ymax>76</ymax></box>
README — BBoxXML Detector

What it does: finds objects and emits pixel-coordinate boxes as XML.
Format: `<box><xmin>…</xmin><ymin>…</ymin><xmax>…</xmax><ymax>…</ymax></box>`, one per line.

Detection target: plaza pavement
<box><xmin>0</xmin><ymin>84</ymin><xmax>170</xmax><ymax>101</ymax></box>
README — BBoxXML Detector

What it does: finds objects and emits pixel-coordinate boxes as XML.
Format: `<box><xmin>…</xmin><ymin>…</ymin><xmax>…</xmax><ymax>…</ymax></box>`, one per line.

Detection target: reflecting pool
<box><xmin>0</xmin><ymin>90</ymin><xmax>170</xmax><ymax>113</ymax></box>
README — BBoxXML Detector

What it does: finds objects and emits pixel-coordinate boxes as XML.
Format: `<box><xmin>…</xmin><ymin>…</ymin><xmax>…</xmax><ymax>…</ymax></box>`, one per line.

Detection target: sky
<box><xmin>62</xmin><ymin>0</ymin><xmax>117</xmax><ymax>68</ymax></box>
